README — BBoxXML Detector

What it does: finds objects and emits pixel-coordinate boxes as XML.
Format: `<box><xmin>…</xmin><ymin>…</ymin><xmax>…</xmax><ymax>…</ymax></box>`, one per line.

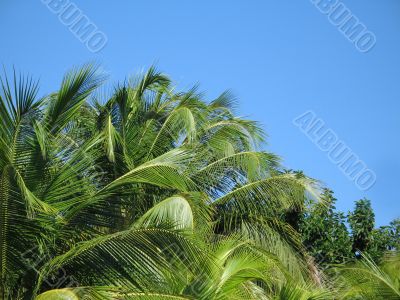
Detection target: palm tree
<box><xmin>0</xmin><ymin>64</ymin><xmax>327</xmax><ymax>299</ymax></box>
<box><xmin>336</xmin><ymin>252</ymin><xmax>400</xmax><ymax>299</ymax></box>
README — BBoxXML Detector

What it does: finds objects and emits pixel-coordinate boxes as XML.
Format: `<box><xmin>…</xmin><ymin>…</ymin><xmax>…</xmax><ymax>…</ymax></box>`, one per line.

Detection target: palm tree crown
<box><xmin>1</xmin><ymin>65</ymin><xmax>332</xmax><ymax>299</ymax></box>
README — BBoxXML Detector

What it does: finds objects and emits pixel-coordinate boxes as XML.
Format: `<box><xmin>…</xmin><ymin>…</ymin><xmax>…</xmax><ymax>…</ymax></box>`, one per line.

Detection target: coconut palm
<box><xmin>0</xmin><ymin>64</ymin><xmax>327</xmax><ymax>299</ymax></box>
<box><xmin>335</xmin><ymin>252</ymin><xmax>400</xmax><ymax>299</ymax></box>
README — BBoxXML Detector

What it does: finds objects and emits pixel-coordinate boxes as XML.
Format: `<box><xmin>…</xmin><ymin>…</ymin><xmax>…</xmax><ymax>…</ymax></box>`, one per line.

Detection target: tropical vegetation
<box><xmin>0</xmin><ymin>64</ymin><xmax>398</xmax><ymax>299</ymax></box>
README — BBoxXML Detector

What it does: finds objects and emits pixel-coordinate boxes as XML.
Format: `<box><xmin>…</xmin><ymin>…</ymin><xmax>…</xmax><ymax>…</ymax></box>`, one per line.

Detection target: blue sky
<box><xmin>1</xmin><ymin>1</ymin><xmax>399</xmax><ymax>225</ymax></box>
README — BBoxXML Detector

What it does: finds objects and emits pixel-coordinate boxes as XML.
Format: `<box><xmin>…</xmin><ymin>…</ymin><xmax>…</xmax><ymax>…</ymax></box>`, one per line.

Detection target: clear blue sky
<box><xmin>1</xmin><ymin>1</ymin><xmax>399</xmax><ymax>226</ymax></box>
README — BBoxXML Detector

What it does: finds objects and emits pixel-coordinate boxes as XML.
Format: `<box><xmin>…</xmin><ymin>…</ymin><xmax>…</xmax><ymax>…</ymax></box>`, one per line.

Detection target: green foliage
<box><xmin>348</xmin><ymin>198</ymin><xmax>375</xmax><ymax>255</ymax></box>
<box><xmin>1</xmin><ymin>64</ymin><xmax>396</xmax><ymax>300</ymax></box>
<box><xmin>368</xmin><ymin>218</ymin><xmax>400</xmax><ymax>262</ymax></box>
<box><xmin>0</xmin><ymin>65</ymin><xmax>326</xmax><ymax>299</ymax></box>
<box><xmin>302</xmin><ymin>189</ymin><xmax>352</xmax><ymax>266</ymax></box>
<box><xmin>390</xmin><ymin>218</ymin><xmax>400</xmax><ymax>249</ymax></box>
<box><xmin>336</xmin><ymin>252</ymin><xmax>400</xmax><ymax>299</ymax></box>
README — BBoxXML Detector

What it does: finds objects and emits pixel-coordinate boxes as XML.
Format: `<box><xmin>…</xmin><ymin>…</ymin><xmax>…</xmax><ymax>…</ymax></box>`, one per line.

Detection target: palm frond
<box><xmin>44</xmin><ymin>64</ymin><xmax>105</xmax><ymax>133</ymax></box>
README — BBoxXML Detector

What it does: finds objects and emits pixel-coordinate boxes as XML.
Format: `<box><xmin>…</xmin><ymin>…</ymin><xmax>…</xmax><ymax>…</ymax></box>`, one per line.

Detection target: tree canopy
<box><xmin>0</xmin><ymin>65</ymin><xmax>398</xmax><ymax>299</ymax></box>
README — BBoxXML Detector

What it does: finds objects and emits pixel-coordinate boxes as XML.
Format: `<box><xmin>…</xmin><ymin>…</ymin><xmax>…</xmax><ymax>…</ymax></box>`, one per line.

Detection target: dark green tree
<box><xmin>369</xmin><ymin>226</ymin><xmax>393</xmax><ymax>261</ymax></box>
<box><xmin>390</xmin><ymin>218</ymin><xmax>400</xmax><ymax>249</ymax></box>
<box><xmin>348</xmin><ymin>198</ymin><xmax>375</xmax><ymax>256</ymax></box>
<box><xmin>302</xmin><ymin>189</ymin><xmax>352</xmax><ymax>266</ymax></box>
<box><xmin>368</xmin><ymin>218</ymin><xmax>400</xmax><ymax>262</ymax></box>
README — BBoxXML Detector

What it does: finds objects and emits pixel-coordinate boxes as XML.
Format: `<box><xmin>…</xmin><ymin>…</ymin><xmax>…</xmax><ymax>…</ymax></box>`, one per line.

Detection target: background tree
<box><xmin>368</xmin><ymin>218</ymin><xmax>400</xmax><ymax>262</ymax></box>
<box><xmin>389</xmin><ymin>218</ymin><xmax>400</xmax><ymax>249</ymax></box>
<box><xmin>348</xmin><ymin>198</ymin><xmax>375</xmax><ymax>257</ymax></box>
<box><xmin>302</xmin><ymin>189</ymin><xmax>352</xmax><ymax>266</ymax></box>
<box><xmin>369</xmin><ymin>226</ymin><xmax>393</xmax><ymax>261</ymax></box>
